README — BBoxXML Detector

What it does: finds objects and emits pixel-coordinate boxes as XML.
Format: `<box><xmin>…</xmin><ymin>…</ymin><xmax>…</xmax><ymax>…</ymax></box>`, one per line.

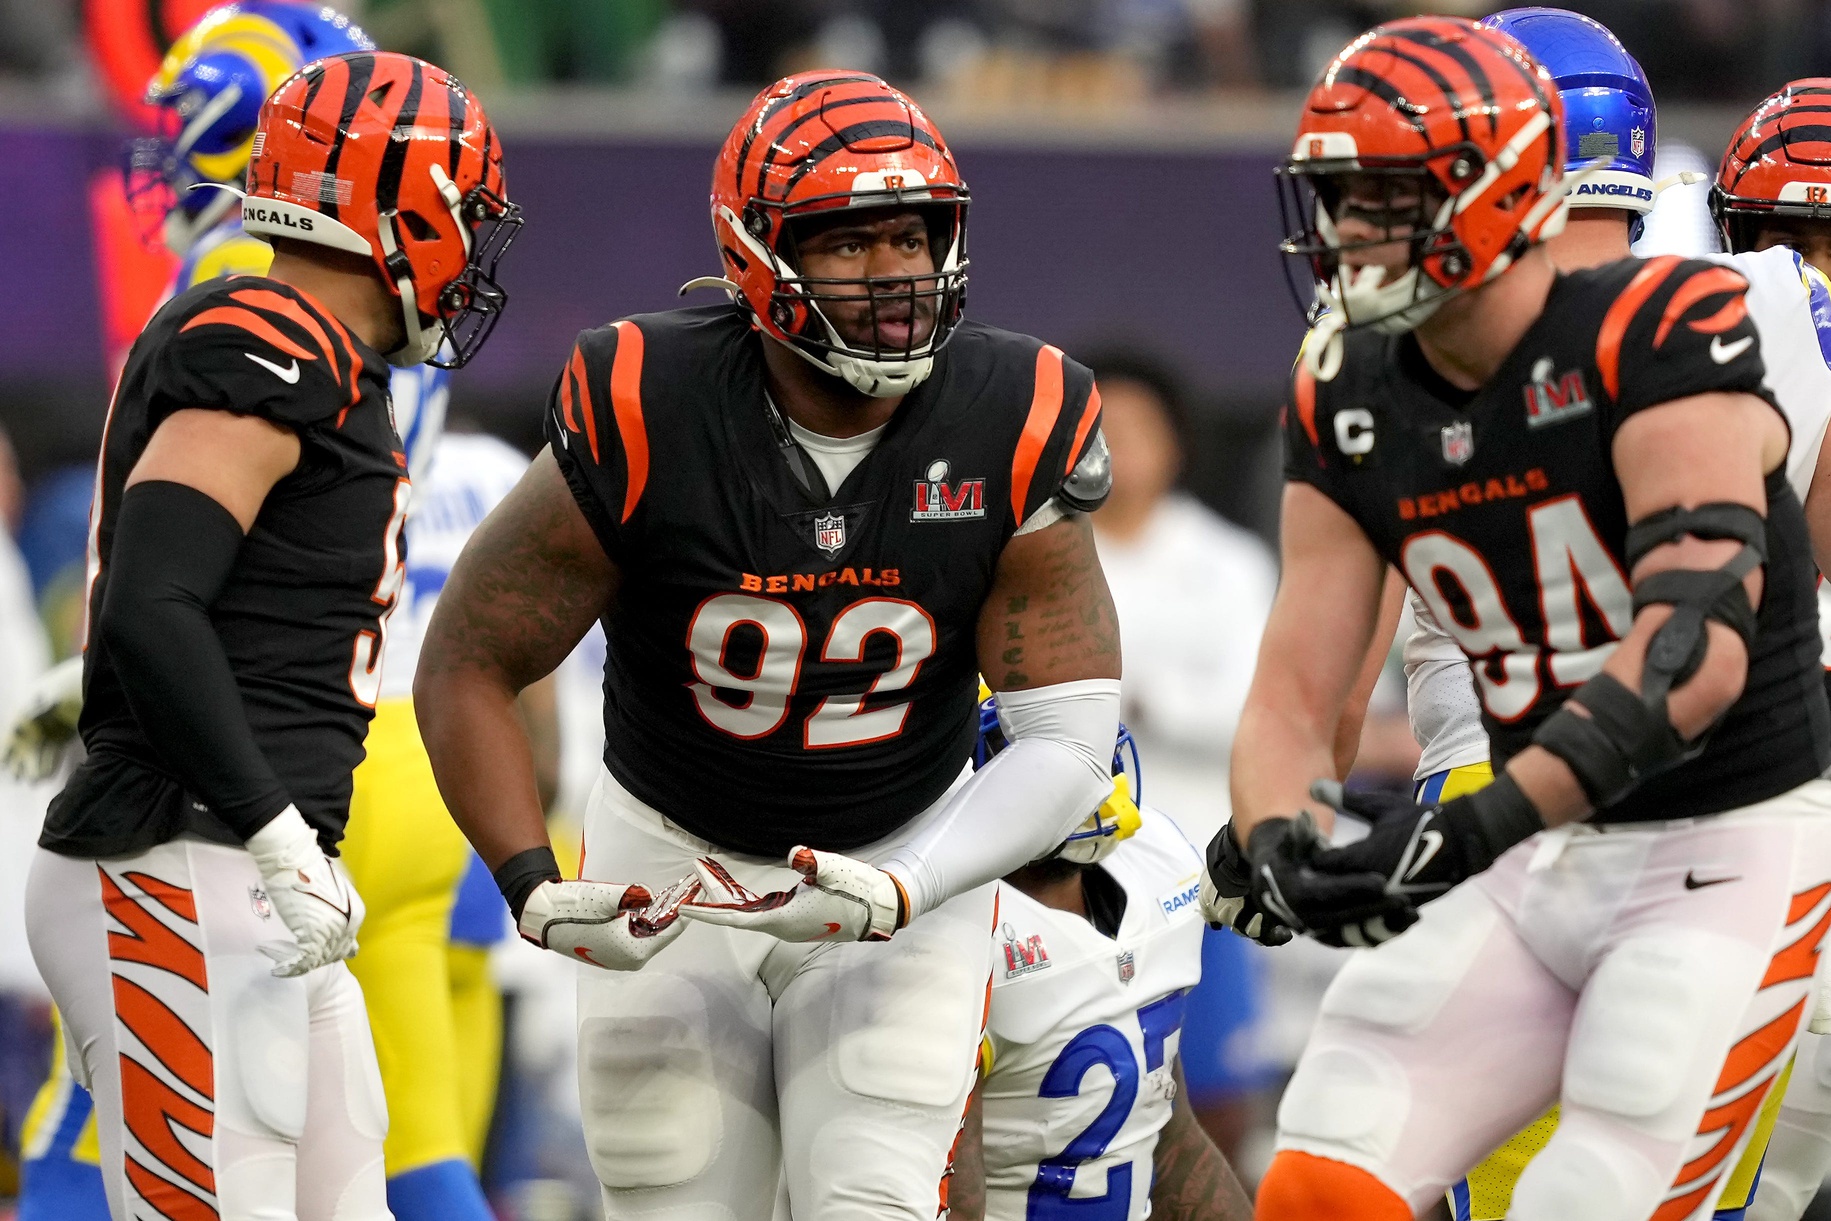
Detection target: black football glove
<box><xmin>1305</xmin><ymin>775</ymin><xmax>1544</xmax><ymax>922</ymax></box>
<box><xmin>1242</xmin><ymin>813</ymin><xmax>1420</xmax><ymax>949</ymax></box>
<box><xmin>1201</xmin><ymin>822</ymin><xmax>1294</xmax><ymax>946</ymax></box>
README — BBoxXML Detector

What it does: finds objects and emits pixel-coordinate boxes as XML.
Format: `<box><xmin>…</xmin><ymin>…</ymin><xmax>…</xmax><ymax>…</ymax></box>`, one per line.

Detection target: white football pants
<box><xmin>26</xmin><ymin>837</ymin><xmax>390</xmax><ymax>1221</ymax></box>
<box><xmin>576</xmin><ymin>766</ymin><xmax>995</xmax><ymax>1221</ymax></box>
<box><xmin>1272</xmin><ymin>779</ymin><xmax>1831</xmax><ymax>1221</ymax></box>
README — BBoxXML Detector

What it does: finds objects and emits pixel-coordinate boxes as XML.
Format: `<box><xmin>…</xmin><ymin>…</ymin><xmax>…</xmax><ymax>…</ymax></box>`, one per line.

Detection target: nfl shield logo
<box><xmin>1441</xmin><ymin>421</ymin><xmax>1474</xmax><ymax>466</ymax></box>
<box><xmin>1631</xmin><ymin>127</ymin><xmax>1646</xmax><ymax>159</ymax></box>
<box><xmin>1116</xmin><ymin>950</ymin><xmax>1136</xmax><ymax>984</ymax></box>
<box><xmin>814</xmin><ymin>512</ymin><xmax>846</xmax><ymax>557</ymax></box>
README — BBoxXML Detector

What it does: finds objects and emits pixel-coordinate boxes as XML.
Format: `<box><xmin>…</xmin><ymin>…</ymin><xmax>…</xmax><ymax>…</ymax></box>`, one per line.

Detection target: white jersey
<box><xmin>980</xmin><ymin>807</ymin><xmax>1206</xmax><ymax>1221</ymax></box>
<box><xmin>377</xmin><ymin>432</ymin><xmax>530</xmax><ymax>701</ymax></box>
<box><xmin>1404</xmin><ymin>245</ymin><xmax>1831</xmax><ymax>779</ymax></box>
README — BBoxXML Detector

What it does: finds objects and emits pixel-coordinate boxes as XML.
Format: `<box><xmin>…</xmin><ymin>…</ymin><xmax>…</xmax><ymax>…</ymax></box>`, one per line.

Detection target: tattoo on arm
<box><xmin>417</xmin><ymin>447</ymin><xmax>618</xmax><ymax>693</ymax></box>
<box><xmin>979</xmin><ymin>515</ymin><xmax>1121</xmax><ymax>690</ymax></box>
<box><xmin>1150</xmin><ymin>1063</ymin><xmax>1254</xmax><ymax>1221</ymax></box>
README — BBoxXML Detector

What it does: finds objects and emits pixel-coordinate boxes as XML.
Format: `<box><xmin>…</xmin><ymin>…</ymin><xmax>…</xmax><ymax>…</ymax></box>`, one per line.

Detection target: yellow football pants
<box><xmin>1430</xmin><ymin>762</ymin><xmax>1788</xmax><ymax>1220</ymax></box>
<box><xmin>340</xmin><ymin>697</ymin><xmax>476</xmax><ymax>1177</ymax></box>
<box><xmin>446</xmin><ymin>943</ymin><xmax>501</xmax><ymax>1169</ymax></box>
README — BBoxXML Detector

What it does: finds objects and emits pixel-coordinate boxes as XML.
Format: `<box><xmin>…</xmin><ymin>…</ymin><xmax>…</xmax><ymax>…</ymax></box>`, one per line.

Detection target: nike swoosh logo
<box><xmin>574</xmin><ymin>946</ymin><xmax>605</xmax><ymax>966</ymax></box>
<box><xmin>1684</xmin><ymin>871</ymin><xmax>1741</xmax><ymax>890</ymax></box>
<box><xmin>1710</xmin><ymin>334</ymin><xmax>1754</xmax><ymax>365</ymax></box>
<box><xmin>1402</xmin><ymin>828</ymin><xmax>1445</xmax><ymax>883</ymax></box>
<box><xmin>817</xmin><ymin>923</ymin><xmax>843</xmax><ymax>939</ymax></box>
<box><xmin>246</xmin><ymin>352</ymin><xmax>301</xmax><ymax>382</ymax></box>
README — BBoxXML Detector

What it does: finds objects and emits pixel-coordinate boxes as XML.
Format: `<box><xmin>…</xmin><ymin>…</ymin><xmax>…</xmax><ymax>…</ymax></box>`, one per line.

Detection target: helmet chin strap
<box><xmin>164</xmin><ymin>182</ymin><xmax>243</xmax><ymax>256</ymax></box>
<box><xmin>378</xmin><ymin>165</ymin><xmax>474</xmax><ymax>368</ymax></box>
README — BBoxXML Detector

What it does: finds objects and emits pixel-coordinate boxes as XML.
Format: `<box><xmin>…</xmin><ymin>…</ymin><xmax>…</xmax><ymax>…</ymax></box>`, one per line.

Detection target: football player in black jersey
<box><xmin>415</xmin><ymin>73</ymin><xmax>1120</xmax><ymax>1219</ymax></box>
<box><xmin>1193</xmin><ymin>19</ymin><xmax>1831</xmax><ymax>1221</ymax></box>
<box><xmin>25</xmin><ymin>51</ymin><xmax>519</xmax><ymax>1221</ymax></box>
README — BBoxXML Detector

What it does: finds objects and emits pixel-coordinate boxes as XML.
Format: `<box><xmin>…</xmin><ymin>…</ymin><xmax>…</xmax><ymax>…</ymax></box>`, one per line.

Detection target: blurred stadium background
<box><xmin>1</xmin><ymin>1</ymin><xmax>1827</xmax><ymax>1218</ymax></box>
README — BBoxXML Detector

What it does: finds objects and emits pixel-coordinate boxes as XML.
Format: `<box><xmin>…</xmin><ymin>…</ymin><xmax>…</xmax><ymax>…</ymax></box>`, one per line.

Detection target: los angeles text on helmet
<box><xmin>1574</xmin><ymin>181</ymin><xmax>1654</xmax><ymax>203</ymax></box>
<box><xmin>244</xmin><ymin>203</ymin><xmax>314</xmax><ymax>232</ymax></box>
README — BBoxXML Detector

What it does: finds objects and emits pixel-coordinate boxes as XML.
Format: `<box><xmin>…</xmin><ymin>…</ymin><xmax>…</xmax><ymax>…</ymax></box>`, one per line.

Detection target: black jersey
<box><xmin>548</xmin><ymin>305</ymin><xmax>1103</xmax><ymax>856</ymax></box>
<box><xmin>1286</xmin><ymin>256</ymin><xmax>1831</xmax><ymax>824</ymax></box>
<box><xmin>43</xmin><ymin>277</ymin><xmax>408</xmax><ymax>858</ymax></box>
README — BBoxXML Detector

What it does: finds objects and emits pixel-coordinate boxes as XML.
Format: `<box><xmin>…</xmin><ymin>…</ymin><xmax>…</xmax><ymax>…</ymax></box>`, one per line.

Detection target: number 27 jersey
<box><xmin>1286</xmin><ymin>256</ymin><xmax>1830</xmax><ymax>824</ymax></box>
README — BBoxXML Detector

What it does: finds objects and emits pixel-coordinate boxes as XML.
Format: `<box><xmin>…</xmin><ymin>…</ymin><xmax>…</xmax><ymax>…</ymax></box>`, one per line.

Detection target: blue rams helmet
<box><xmin>975</xmin><ymin>685</ymin><xmax>1143</xmax><ymax>866</ymax></box>
<box><xmin>128</xmin><ymin>2</ymin><xmax>374</xmax><ymax>254</ymax></box>
<box><xmin>1481</xmin><ymin>8</ymin><xmax>1657</xmax><ymax>220</ymax></box>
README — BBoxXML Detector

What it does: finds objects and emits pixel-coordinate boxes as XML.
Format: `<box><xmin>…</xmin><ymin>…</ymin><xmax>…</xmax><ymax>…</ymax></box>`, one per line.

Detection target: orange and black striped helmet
<box><xmin>242</xmin><ymin>50</ymin><xmax>520</xmax><ymax>368</ymax></box>
<box><xmin>1278</xmin><ymin>18</ymin><xmax>1566</xmax><ymax>370</ymax></box>
<box><xmin>709</xmin><ymin>71</ymin><xmax>969</xmax><ymax>398</ymax></box>
<box><xmin>1713</xmin><ymin>80</ymin><xmax>1831</xmax><ymax>253</ymax></box>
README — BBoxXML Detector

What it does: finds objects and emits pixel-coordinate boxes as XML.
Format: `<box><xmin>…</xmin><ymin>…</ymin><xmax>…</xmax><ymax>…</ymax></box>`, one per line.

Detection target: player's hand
<box><xmin>4</xmin><ymin>656</ymin><xmax>85</xmax><ymax>782</ymax></box>
<box><xmin>1305</xmin><ymin>776</ymin><xmax>1542</xmax><ymax>906</ymax></box>
<box><xmin>518</xmin><ymin>876</ymin><xmax>696</xmax><ymax>971</ymax></box>
<box><xmin>246</xmin><ymin>805</ymin><xmax>365</xmax><ymax>977</ymax></box>
<box><xmin>682</xmin><ymin>847</ymin><xmax>908</xmax><ymax>943</ymax></box>
<box><xmin>1243</xmin><ymin>813</ymin><xmax>1419</xmax><ymax>949</ymax></box>
<box><xmin>1201</xmin><ymin>821</ymin><xmax>1293</xmax><ymax>946</ymax></box>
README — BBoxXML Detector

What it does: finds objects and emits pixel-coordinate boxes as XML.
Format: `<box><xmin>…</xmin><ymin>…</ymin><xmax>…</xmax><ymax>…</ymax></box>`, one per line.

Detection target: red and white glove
<box><xmin>682</xmin><ymin>847</ymin><xmax>908</xmax><ymax>943</ymax></box>
<box><xmin>518</xmin><ymin>876</ymin><xmax>696</xmax><ymax>971</ymax></box>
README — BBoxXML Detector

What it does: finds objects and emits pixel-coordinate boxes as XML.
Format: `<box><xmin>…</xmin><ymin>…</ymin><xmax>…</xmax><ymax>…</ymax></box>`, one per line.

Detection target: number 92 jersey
<box><xmin>44</xmin><ymin>276</ymin><xmax>407</xmax><ymax>859</ymax></box>
<box><xmin>1286</xmin><ymin>255</ymin><xmax>1830</xmax><ymax>824</ymax></box>
<box><xmin>547</xmin><ymin>304</ymin><xmax>1103</xmax><ymax>857</ymax></box>
<box><xmin>979</xmin><ymin>807</ymin><xmax>1205</xmax><ymax>1221</ymax></box>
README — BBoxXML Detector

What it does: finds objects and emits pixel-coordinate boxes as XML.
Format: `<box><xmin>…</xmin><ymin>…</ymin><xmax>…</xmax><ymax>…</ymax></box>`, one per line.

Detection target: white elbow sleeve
<box><xmin>879</xmin><ymin>678</ymin><xmax>1121</xmax><ymax>920</ymax></box>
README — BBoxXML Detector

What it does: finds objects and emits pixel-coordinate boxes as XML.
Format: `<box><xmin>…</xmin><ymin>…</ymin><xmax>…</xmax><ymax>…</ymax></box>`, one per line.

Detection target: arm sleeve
<box><xmin>543</xmin><ymin>325</ymin><xmax>635</xmax><ymax>561</ymax></box>
<box><xmin>97</xmin><ymin>481</ymin><xmax>291</xmax><ymax>838</ymax></box>
<box><xmin>149</xmin><ymin>285</ymin><xmax>355</xmax><ymax>430</ymax></box>
<box><xmin>1606</xmin><ymin>258</ymin><xmax>1779</xmax><ymax>426</ymax></box>
<box><xmin>875</xmin><ymin>678</ymin><xmax>1120</xmax><ymax>920</ymax></box>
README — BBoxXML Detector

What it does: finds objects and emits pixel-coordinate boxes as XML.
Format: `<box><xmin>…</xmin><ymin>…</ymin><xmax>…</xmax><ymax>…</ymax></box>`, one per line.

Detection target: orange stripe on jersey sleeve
<box><xmin>228</xmin><ymin>289</ymin><xmax>339</xmax><ymax>369</ymax></box>
<box><xmin>125</xmin><ymin>1154</ymin><xmax>219</xmax><ymax>1221</ymax></box>
<box><xmin>1596</xmin><ymin>255</ymin><xmax>1681</xmax><ymax>400</ymax></box>
<box><xmin>1010</xmin><ymin>345</ymin><xmax>1067</xmax><ymax>525</ymax></box>
<box><xmin>558</xmin><ymin>353</ymin><xmax>582</xmax><ymax>434</ymax></box>
<box><xmin>1293</xmin><ymin>362</ymin><xmax>1320</xmax><ymax>448</ymax></box>
<box><xmin>119</xmin><ymin>1055</ymin><xmax>216</xmax><ymax>1199</ymax></box>
<box><xmin>609</xmin><ymin>320</ymin><xmax>650</xmax><ymax>523</ymax></box>
<box><xmin>101</xmin><ymin>870</ymin><xmax>208</xmax><ymax>991</ymax></box>
<box><xmin>1064</xmin><ymin>383</ymin><xmax>1102</xmax><ymax>476</ymax></box>
<box><xmin>113</xmin><ymin>975</ymin><xmax>213</xmax><ymax>1101</ymax></box>
<box><xmin>569</xmin><ymin>347</ymin><xmax>599</xmax><ymax>463</ymax></box>
<box><xmin>180</xmin><ymin>307</ymin><xmax>319</xmax><ymax>364</ymax></box>
<box><xmin>1653</xmin><ymin>267</ymin><xmax>1750</xmax><ymax>349</ymax></box>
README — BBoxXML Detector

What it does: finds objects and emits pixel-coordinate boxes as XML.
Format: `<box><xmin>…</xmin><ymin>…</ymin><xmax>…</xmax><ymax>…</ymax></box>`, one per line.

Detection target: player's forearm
<box><xmin>1150</xmin><ymin>1078</ymin><xmax>1253</xmax><ymax>1221</ymax></box>
<box><xmin>948</xmin><ymin>1081</ymin><xmax>986</xmax><ymax>1221</ymax></box>
<box><xmin>100</xmin><ymin>481</ymin><xmax>292</xmax><ymax>838</ymax></box>
<box><xmin>415</xmin><ymin>667</ymin><xmax>551</xmax><ymax>870</ymax></box>
<box><xmin>1229</xmin><ymin>690</ymin><xmax>1341</xmax><ymax>838</ymax></box>
<box><xmin>878</xmin><ymin>680</ymin><xmax>1119</xmax><ymax>919</ymax></box>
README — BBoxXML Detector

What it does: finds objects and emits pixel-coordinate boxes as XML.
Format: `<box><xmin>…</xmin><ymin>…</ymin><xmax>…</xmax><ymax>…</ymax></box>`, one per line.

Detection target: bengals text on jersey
<box><xmin>547</xmin><ymin>303</ymin><xmax>1104</xmax><ymax>856</ymax></box>
<box><xmin>43</xmin><ymin>275</ymin><xmax>409</xmax><ymax>858</ymax></box>
<box><xmin>1286</xmin><ymin>255</ymin><xmax>1830</xmax><ymax>823</ymax></box>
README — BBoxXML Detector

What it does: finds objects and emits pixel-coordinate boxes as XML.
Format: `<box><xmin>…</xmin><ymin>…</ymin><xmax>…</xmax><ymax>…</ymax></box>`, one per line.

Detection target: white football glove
<box><xmin>4</xmin><ymin>656</ymin><xmax>85</xmax><ymax>782</ymax></box>
<box><xmin>682</xmin><ymin>847</ymin><xmax>908</xmax><ymax>943</ymax></box>
<box><xmin>245</xmin><ymin>805</ymin><xmax>364</xmax><ymax>978</ymax></box>
<box><xmin>518</xmin><ymin>876</ymin><xmax>696</xmax><ymax>971</ymax></box>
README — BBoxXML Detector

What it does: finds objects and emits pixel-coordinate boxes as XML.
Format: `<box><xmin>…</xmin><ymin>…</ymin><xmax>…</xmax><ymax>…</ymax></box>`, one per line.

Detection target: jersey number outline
<box><xmin>1401</xmin><ymin>495</ymin><xmax>1633</xmax><ymax>722</ymax></box>
<box><xmin>685</xmin><ymin>593</ymin><xmax>938</xmax><ymax>748</ymax></box>
<box><xmin>349</xmin><ymin>478</ymin><xmax>412</xmax><ymax>708</ymax></box>
<box><xmin>1027</xmin><ymin>992</ymin><xmax>1187</xmax><ymax>1221</ymax></box>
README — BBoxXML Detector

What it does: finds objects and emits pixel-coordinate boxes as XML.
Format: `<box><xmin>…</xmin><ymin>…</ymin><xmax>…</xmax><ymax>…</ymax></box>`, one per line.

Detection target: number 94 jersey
<box><xmin>1286</xmin><ymin>255</ymin><xmax>1831</xmax><ymax>825</ymax></box>
<box><xmin>547</xmin><ymin>305</ymin><xmax>1102</xmax><ymax>857</ymax></box>
<box><xmin>979</xmin><ymin>807</ymin><xmax>1205</xmax><ymax>1221</ymax></box>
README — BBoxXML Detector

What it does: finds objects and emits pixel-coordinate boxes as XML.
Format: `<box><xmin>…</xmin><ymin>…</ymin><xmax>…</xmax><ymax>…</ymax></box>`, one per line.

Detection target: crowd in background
<box><xmin>3</xmin><ymin>0</ymin><xmax>1829</xmax><ymax>106</ymax></box>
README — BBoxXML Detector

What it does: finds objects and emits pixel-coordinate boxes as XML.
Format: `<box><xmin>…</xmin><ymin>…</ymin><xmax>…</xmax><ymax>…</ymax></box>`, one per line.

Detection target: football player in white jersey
<box><xmin>1351</xmin><ymin>12</ymin><xmax>1831</xmax><ymax>1221</ymax></box>
<box><xmin>955</xmin><ymin>695</ymin><xmax>1252</xmax><ymax>1221</ymax></box>
<box><xmin>1712</xmin><ymin>75</ymin><xmax>1831</xmax><ymax>1221</ymax></box>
